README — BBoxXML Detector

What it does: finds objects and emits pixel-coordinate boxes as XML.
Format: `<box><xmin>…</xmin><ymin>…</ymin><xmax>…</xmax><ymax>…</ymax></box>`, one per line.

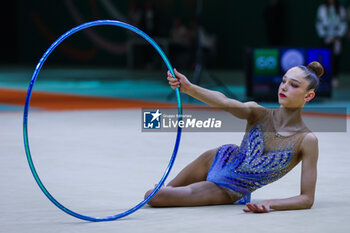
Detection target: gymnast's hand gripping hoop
<box><xmin>23</xmin><ymin>20</ymin><xmax>183</xmax><ymax>222</ymax></box>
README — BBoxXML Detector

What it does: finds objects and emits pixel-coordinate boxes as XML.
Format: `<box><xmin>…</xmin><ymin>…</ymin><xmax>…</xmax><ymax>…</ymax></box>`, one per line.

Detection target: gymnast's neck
<box><xmin>274</xmin><ymin>106</ymin><xmax>303</xmax><ymax>131</ymax></box>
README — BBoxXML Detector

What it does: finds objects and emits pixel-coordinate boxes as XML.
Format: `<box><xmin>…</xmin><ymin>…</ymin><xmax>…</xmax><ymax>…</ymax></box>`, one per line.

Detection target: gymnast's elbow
<box><xmin>305</xmin><ymin>200</ymin><xmax>314</xmax><ymax>209</ymax></box>
<box><xmin>302</xmin><ymin>196</ymin><xmax>314</xmax><ymax>209</ymax></box>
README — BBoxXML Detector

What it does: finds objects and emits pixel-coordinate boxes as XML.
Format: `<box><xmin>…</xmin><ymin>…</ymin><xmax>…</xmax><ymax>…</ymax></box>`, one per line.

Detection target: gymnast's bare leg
<box><xmin>144</xmin><ymin>148</ymin><xmax>238</xmax><ymax>207</ymax></box>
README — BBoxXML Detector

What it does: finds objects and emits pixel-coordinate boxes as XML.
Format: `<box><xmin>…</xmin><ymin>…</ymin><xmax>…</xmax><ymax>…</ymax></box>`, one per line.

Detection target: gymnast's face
<box><xmin>278</xmin><ymin>67</ymin><xmax>315</xmax><ymax>108</ymax></box>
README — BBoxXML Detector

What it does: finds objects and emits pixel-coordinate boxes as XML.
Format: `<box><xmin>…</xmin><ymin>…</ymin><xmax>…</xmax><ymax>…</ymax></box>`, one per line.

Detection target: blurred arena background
<box><xmin>1</xmin><ymin>0</ymin><xmax>350</xmax><ymax>109</ymax></box>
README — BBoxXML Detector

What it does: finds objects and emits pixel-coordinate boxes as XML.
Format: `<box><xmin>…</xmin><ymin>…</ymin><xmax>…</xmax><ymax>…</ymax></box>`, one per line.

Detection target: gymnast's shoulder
<box><xmin>243</xmin><ymin>101</ymin><xmax>266</xmax><ymax>120</ymax></box>
<box><xmin>223</xmin><ymin>99</ymin><xmax>263</xmax><ymax>120</ymax></box>
<box><xmin>244</xmin><ymin>101</ymin><xmax>262</xmax><ymax>108</ymax></box>
<box><xmin>299</xmin><ymin>132</ymin><xmax>319</xmax><ymax>159</ymax></box>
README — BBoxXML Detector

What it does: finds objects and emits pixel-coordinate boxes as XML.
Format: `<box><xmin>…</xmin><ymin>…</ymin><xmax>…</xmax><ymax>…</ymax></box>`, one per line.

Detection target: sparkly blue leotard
<box><xmin>206</xmin><ymin>108</ymin><xmax>308</xmax><ymax>199</ymax></box>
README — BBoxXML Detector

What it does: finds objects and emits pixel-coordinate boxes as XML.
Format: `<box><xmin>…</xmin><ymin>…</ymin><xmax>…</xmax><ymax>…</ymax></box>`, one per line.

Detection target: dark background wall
<box><xmin>1</xmin><ymin>0</ymin><xmax>350</xmax><ymax>71</ymax></box>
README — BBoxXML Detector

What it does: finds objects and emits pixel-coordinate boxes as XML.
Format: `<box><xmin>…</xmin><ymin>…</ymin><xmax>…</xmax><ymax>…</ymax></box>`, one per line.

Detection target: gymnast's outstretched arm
<box><xmin>167</xmin><ymin>69</ymin><xmax>261</xmax><ymax>120</ymax></box>
<box><xmin>243</xmin><ymin>133</ymin><xmax>319</xmax><ymax>213</ymax></box>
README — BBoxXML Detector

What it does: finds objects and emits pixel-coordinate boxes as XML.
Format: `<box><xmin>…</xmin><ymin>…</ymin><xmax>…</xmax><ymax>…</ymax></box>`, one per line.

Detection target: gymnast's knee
<box><xmin>144</xmin><ymin>188</ymin><xmax>167</xmax><ymax>207</ymax></box>
<box><xmin>144</xmin><ymin>189</ymin><xmax>152</xmax><ymax>200</ymax></box>
<box><xmin>144</xmin><ymin>189</ymin><xmax>159</xmax><ymax>206</ymax></box>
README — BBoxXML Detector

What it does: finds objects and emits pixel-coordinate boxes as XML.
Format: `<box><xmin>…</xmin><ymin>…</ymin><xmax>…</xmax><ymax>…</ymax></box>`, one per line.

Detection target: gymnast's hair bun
<box><xmin>307</xmin><ymin>61</ymin><xmax>324</xmax><ymax>78</ymax></box>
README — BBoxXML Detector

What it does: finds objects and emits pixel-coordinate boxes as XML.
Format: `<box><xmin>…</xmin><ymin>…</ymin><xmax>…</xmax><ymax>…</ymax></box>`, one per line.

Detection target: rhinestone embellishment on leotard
<box><xmin>206</xmin><ymin>124</ymin><xmax>295</xmax><ymax>195</ymax></box>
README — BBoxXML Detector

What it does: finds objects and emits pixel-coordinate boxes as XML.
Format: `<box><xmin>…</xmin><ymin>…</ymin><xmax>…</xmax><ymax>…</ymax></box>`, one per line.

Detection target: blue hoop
<box><xmin>23</xmin><ymin>20</ymin><xmax>183</xmax><ymax>222</ymax></box>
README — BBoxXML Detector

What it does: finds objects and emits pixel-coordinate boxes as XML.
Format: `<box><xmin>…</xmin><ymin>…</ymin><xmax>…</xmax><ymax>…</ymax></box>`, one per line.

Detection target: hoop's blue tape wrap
<box><xmin>23</xmin><ymin>20</ymin><xmax>183</xmax><ymax>222</ymax></box>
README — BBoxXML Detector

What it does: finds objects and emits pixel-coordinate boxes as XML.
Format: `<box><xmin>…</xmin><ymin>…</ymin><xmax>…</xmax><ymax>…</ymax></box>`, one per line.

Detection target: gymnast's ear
<box><xmin>304</xmin><ymin>90</ymin><xmax>315</xmax><ymax>102</ymax></box>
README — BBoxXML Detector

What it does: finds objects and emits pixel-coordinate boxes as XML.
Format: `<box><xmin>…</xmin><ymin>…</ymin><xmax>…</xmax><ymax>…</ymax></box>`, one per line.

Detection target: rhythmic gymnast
<box><xmin>145</xmin><ymin>61</ymin><xmax>323</xmax><ymax>213</ymax></box>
